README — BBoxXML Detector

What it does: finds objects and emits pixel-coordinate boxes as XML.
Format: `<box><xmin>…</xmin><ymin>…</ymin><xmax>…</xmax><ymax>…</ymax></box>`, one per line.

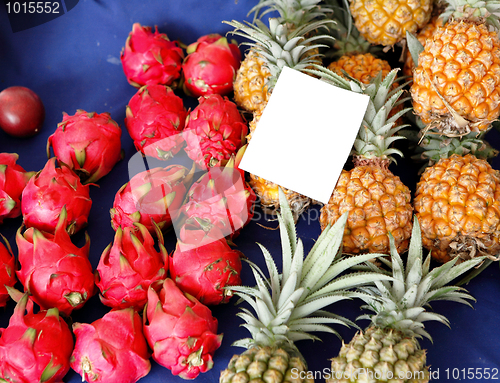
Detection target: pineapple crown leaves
<box><xmin>305</xmin><ymin>65</ymin><xmax>412</xmax><ymax>162</ymax></box>
<box><xmin>248</xmin><ymin>0</ymin><xmax>334</xmax><ymax>28</ymax></box>
<box><xmin>357</xmin><ymin>216</ymin><xmax>484</xmax><ymax>342</ymax></box>
<box><xmin>401</xmin><ymin>114</ymin><xmax>499</xmax><ymax>169</ymax></box>
<box><xmin>224</xmin><ymin>17</ymin><xmax>334</xmax><ymax>89</ymax></box>
<box><xmin>439</xmin><ymin>0</ymin><xmax>500</xmax><ymax>29</ymax></box>
<box><xmin>227</xmin><ymin>188</ymin><xmax>394</xmax><ymax>351</ymax></box>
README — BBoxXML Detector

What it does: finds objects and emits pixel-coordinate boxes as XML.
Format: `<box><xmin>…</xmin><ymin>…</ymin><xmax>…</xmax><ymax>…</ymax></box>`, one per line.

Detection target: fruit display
<box><xmin>1</xmin><ymin>0</ymin><xmax>500</xmax><ymax>382</ymax></box>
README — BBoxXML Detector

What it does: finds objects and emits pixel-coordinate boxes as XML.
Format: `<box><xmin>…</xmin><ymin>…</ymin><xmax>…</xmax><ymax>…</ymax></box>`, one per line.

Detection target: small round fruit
<box><xmin>0</xmin><ymin>86</ymin><xmax>45</xmax><ymax>137</ymax></box>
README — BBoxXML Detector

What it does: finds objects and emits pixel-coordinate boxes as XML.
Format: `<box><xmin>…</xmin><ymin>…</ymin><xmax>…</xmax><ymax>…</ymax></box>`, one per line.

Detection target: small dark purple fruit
<box><xmin>0</xmin><ymin>86</ymin><xmax>45</xmax><ymax>137</ymax></box>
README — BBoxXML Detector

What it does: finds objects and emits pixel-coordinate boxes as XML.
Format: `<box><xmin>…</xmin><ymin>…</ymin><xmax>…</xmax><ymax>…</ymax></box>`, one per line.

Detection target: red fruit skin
<box><xmin>16</xmin><ymin>209</ymin><xmax>95</xmax><ymax>316</ymax></box>
<box><xmin>183</xmin><ymin>94</ymin><xmax>248</xmax><ymax>169</ymax></box>
<box><xmin>124</xmin><ymin>84</ymin><xmax>187</xmax><ymax>160</ymax></box>
<box><xmin>47</xmin><ymin>110</ymin><xmax>122</xmax><ymax>184</ymax></box>
<box><xmin>143</xmin><ymin>278</ymin><xmax>223</xmax><ymax>379</ymax></box>
<box><xmin>21</xmin><ymin>157</ymin><xmax>92</xmax><ymax>235</ymax></box>
<box><xmin>176</xmin><ymin>164</ymin><xmax>256</xmax><ymax>241</ymax></box>
<box><xmin>0</xmin><ymin>152</ymin><xmax>35</xmax><ymax>223</ymax></box>
<box><xmin>121</xmin><ymin>23</ymin><xmax>184</xmax><ymax>88</ymax></box>
<box><xmin>182</xmin><ymin>34</ymin><xmax>241</xmax><ymax>97</ymax></box>
<box><xmin>170</xmin><ymin>237</ymin><xmax>242</xmax><ymax>305</ymax></box>
<box><xmin>0</xmin><ymin>238</ymin><xmax>17</xmax><ymax>308</ymax></box>
<box><xmin>70</xmin><ymin>308</ymin><xmax>151</xmax><ymax>383</ymax></box>
<box><xmin>0</xmin><ymin>294</ymin><xmax>74</xmax><ymax>383</ymax></box>
<box><xmin>0</xmin><ymin>86</ymin><xmax>45</xmax><ymax>137</ymax></box>
<box><xmin>110</xmin><ymin>165</ymin><xmax>189</xmax><ymax>235</ymax></box>
<box><xmin>96</xmin><ymin>223</ymin><xmax>168</xmax><ymax>311</ymax></box>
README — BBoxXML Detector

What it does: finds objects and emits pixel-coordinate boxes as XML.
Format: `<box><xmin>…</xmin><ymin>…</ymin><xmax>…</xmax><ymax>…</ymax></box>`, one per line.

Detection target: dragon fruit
<box><xmin>0</xmin><ymin>153</ymin><xmax>34</xmax><ymax>224</ymax></box>
<box><xmin>16</xmin><ymin>207</ymin><xmax>95</xmax><ymax>316</ymax></box>
<box><xmin>0</xmin><ymin>291</ymin><xmax>74</xmax><ymax>383</ymax></box>
<box><xmin>143</xmin><ymin>278</ymin><xmax>223</xmax><ymax>379</ymax></box>
<box><xmin>125</xmin><ymin>84</ymin><xmax>187</xmax><ymax>160</ymax></box>
<box><xmin>0</xmin><ymin>236</ymin><xmax>17</xmax><ymax>307</ymax></box>
<box><xmin>175</xmin><ymin>157</ymin><xmax>255</xmax><ymax>242</ymax></box>
<box><xmin>96</xmin><ymin>222</ymin><xmax>168</xmax><ymax>311</ymax></box>
<box><xmin>121</xmin><ymin>23</ymin><xmax>184</xmax><ymax>88</ymax></box>
<box><xmin>70</xmin><ymin>308</ymin><xmax>151</xmax><ymax>383</ymax></box>
<box><xmin>47</xmin><ymin>110</ymin><xmax>123</xmax><ymax>184</ymax></box>
<box><xmin>110</xmin><ymin>164</ymin><xmax>190</xmax><ymax>235</ymax></box>
<box><xmin>182</xmin><ymin>34</ymin><xmax>241</xmax><ymax>97</ymax></box>
<box><xmin>170</xmin><ymin>228</ymin><xmax>243</xmax><ymax>305</ymax></box>
<box><xmin>183</xmin><ymin>94</ymin><xmax>248</xmax><ymax>169</ymax></box>
<box><xmin>21</xmin><ymin>157</ymin><xmax>92</xmax><ymax>235</ymax></box>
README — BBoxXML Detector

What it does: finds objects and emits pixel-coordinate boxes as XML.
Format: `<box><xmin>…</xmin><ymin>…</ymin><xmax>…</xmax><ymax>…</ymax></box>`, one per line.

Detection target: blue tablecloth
<box><xmin>1</xmin><ymin>1</ymin><xmax>500</xmax><ymax>382</ymax></box>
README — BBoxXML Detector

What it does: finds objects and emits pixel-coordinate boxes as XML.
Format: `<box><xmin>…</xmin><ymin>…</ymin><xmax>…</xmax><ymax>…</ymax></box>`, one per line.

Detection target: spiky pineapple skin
<box><xmin>414</xmin><ymin>153</ymin><xmax>500</xmax><ymax>263</ymax></box>
<box><xmin>320</xmin><ymin>166</ymin><xmax>413</xmax><ymax>254</ymax></box>
<box><xmin>402</xmin><ymin>14</ymin><xmax>445</xmax><ymax>77</ymax></box>
<box><xmin>327</xmin><ymin>53</ymin><xmax>392</xmax><ymax>84</ymax></box>
<box><xmin>410</xmin><ymin>19</ymin><xmax>500</xmax><ymax>135</ymax></box>
<box><xmin>328</xmin><ymin>327</ymin><xmax>429</xmax><ymax>383</ymax></box>
<box><xmin>349</xmin><ymin>0</ymin><xmax>433</xmax><ymax>46</ymax></box>
<box><xmin>220</xmin><ymin>346</ymin><xmax>314</xmax><ymax>383</ymax></box>
<box><xmin>233</xmin><ymin>49</ymin><xmax>271</xmax><ymax>113</ymax></box>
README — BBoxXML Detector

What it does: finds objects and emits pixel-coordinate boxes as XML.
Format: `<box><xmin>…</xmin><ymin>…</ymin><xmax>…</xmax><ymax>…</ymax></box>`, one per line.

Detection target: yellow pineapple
<box><xmin>414</xmin><ymin>151</ymin><xmax>500</xmax><ymax>263</ymax></box>
<box><xmin>324</xmin><ymin>0</ymin><xmax>390</xmax><ymax>81</ymax></box>
<box><xmin>233</xmin><ymin>0</ymin><xmax>332</xmax><ymax>113</ymax></box>
<box><xmin>225</xmin><ymin>17</ymin><xmax>333</xmax><ymax>220</ymax></box>
<box><xmin>349</xmin><ymin>0</ymin><xmax>433</xmax><ymax>46</ymax></box>
<box><xmin>328</xmin><ymin>218</ymin><xmax>484</xmax><ymax>382</ymax></box>
<box><xmin>220</xmin><ymin>189</ymin><xmax>392</xmax><ymax>383</ymax></box>
<box><xmin>410</xmin><ymin>0</ymin><xmax>500</xmax><ymax>136</ymax></box>
<box><xmin>310</xmin><ymin>65</ymin><xmax>413</xmax><ymax>254</ymax></box>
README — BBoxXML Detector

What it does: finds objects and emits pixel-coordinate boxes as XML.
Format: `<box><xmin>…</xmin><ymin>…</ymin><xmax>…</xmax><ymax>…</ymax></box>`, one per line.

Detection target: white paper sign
<box><xmin>239</xmin><ymin>66</ymin><xmax>370</xmax><ymax>204</ymax></box>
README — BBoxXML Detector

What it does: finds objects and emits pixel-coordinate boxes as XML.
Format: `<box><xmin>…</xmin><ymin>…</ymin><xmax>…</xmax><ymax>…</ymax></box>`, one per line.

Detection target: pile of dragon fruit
<box><xmin>0</xmin><ymin>23</ymin><xmax>254</xmax><ymax>382</ymax></box>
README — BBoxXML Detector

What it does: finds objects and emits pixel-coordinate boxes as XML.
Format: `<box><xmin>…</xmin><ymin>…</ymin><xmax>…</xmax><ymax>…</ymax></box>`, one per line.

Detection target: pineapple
<box><xmin>325</xmin><ymin>0</ymin><xmax>391</xmax><ymax>83</ymax></box>
<box><xmin>410</xmin><ymin>0</ymin><xmax>500</xmax><ymax>137</ymax></box>
<box><xmin>414</xmin><ymin>149</ymin><xmax>500</xmax><ymax>263</ymax></box>
<box><xmin>349</xmin><ymin>0</ymin><xmax>433</xmax><ymax>46</ymax></box>
<box><xmin>220</xmin><ymin>188</ymin><xmax>393</xmax><ymax>383</ymax></box>
<box><xmin>327</xmin><ymin>218</ymin><xmax>484</xmax><ymax>382</ymax></box>
<box><xmin>310</xmin><ymin>66</ymin><xmax>414</xmax><ymax>254</ymax></box>
<box><xmin>233</xmin><ymin>0</ymin><xmax>332</xmax><ymax>113</ymax></box>
<box><xmin>225</xmin><ymin>17</ymin><xmax>333</xmax><ymax>220</ymax></box>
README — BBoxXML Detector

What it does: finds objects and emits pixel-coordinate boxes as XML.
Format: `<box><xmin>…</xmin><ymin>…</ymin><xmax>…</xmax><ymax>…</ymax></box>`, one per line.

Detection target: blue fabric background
<box><xmin>1</xmin><ymin>1</ymin><xmax>500</xmax><ymax>382</ymax></box>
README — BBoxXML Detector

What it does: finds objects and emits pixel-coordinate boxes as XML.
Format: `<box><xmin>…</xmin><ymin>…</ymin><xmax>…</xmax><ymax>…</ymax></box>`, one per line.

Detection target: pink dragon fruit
<box><xmin>121</xmin><ymin>23</ymin><xmax>184</xmax><ymax>88</ymax></box>
<box><xmin>96</xmin><ymin>222</ymin><xmax>168</xmax><ymax>311</ymax></box>
<box><xmin>47</xmin><ymin>110</ymin><xmax>123</xmax><ymax>184</ymax></box>
<box><xmin>0</xmin><ymin>236</ymin><xmax>17</xmax><ymax>307</ymax></box>
<box><xmin>70</xmin><ymin>308</ymin><xmax>151</xmax><ymax>383</ymax></box>
<box><xmin>0</xmin><ymin>291</ymin><xmax>74</xmax><ymax>383</ymax></box>
<box><xmin>16</xmin><ymin>207</ymin><xmax>95</xmax><ymax>316</ymax></box>
<box><xmin>182</xmin><ymin>33</ymin><xmax>241</xmax><ymax>97</ymax></box>
<box><xmin>21</xmin><ymin>157</ymin><xmax>92</xmax><ymax>235</ymax></box>
<box><xmin>143</xmin><ymin>278</ymin><xmax>223</xmax><ymax>379</ymax></box>
<box><xmin>175</xmin><ymin>157</ymin><xmax>255</xmax><ymax>242</ymax></box>
<box><xmin>183</xmin><ymin>94</ymin><xmax>248</xmax><ymax>168</ymax></box>
<box><xmin>0</xmin><ymin>153</ymin><xmax>34</xmax><ymax>224</ymax></box>
<box><xmin>110</xmin><ymin>164</ymin><xmax>190</xmax><ymax>235</ymax></box>
<box><xmin>125</xmin><ymin>84</ymin><xmax>188</xmax><ymax>160</ymax></box>
<box><xmin>170</xmin><ymin>224</ymin><xmax>243</xmax><ymax>305</ymax></box>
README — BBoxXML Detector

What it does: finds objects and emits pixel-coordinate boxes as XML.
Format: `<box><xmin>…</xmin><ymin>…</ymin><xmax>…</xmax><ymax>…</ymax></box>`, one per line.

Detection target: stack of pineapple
<box><xmin>219</xmin><ymin>0</ymin><xmax>500</xmax><ymax>381</ymax></box>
